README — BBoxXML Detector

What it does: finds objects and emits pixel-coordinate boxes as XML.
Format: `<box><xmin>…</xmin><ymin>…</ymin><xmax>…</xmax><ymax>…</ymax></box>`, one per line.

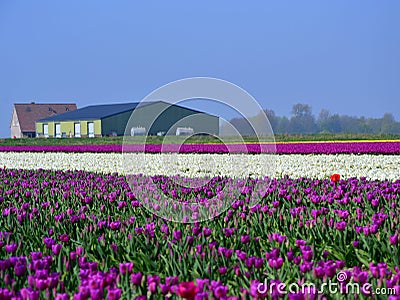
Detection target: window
<box><xmin>43</xmin><ymin>124</ymin><xmax>49</xmax><ymax>138</ymax></box>
<box><xmin>88</xmin><ymin>122</ymin><xmax>95</xmax><ymax>138</ymax></box>
<box><xmin>55</xmin><ymin>123</ymin><xmax>61</xmax><ymax>138</ymax></box>
<box><xmin>74</xmin><ymin>123</ymin><xmax>81</xmax><ymax>138</ymax></box>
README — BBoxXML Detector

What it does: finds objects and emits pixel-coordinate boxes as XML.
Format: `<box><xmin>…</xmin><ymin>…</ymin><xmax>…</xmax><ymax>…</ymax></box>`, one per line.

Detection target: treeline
<box><xmin>227</xmin><ymin>103</ymin><xmax>400</xmax><ymax>135</ymax></box>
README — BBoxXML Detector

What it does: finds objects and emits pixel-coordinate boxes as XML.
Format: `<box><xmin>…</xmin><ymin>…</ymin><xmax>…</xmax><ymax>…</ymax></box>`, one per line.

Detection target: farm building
<box><xmin>10</xmin><ymin>102</ymin><xmax>77</xmax><ymax>138</ymax></box>
<box><xmin>35</xmin><ymin>101</ymin><xmax>219</xmax><ymax>138</ymax></box>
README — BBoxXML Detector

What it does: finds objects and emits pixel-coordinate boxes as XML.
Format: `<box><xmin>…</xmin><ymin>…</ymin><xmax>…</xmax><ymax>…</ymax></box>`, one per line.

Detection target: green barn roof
<box><xmin>38</xmin><ymin>102</ymin><xmax>147</xmax><ymax>122</ymax></box>
<box><xmin>37</xmin><ymin>101</ymin><xmax>216</xmax><ymax>122</ymax></box>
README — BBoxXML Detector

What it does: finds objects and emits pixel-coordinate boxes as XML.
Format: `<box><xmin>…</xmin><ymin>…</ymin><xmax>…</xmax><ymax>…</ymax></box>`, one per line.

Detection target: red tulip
<box><xmin>330</xmin><ymin>173</ymin><xmax>340</xmax><ymax>183</ymax></box>
<box><xmin>178</xmin><ymin>282</ymin><xmax>198</xmax><ymax>300</ymax></box>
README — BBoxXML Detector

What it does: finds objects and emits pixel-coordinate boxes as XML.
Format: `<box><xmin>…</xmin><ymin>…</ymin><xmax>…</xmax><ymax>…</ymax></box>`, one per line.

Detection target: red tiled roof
<box><xmin>14</xmin><ymin>103</ymin><xmax>77</xmax><ymax>132</ymax></box>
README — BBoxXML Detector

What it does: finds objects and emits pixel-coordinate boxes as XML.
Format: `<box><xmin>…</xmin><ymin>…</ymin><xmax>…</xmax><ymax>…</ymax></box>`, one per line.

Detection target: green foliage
<box><xmin>1</xmin><ymin>133</ymin><xmax>400</xmax><ymax>146</ymax></box>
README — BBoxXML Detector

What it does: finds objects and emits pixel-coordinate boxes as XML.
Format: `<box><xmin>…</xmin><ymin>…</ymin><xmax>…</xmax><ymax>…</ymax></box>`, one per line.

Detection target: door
<box><xmin>74</xmin><ymin>123</ymin><xmax>81</xmax><ymax>138</ymax></box>
<box><xmin>43</xmin><ymin>124</ymin><xmax>49</xmax><ymax>138</ymax></box>
<box><xmin>88</xmin><ymin>122</ymin><xmax>95</xmax><ymax>138</ymax></box>
<box><xmin>55</xmin><ymin>123</ymin><xmax>61</xmax><ymax>138</ymax></box>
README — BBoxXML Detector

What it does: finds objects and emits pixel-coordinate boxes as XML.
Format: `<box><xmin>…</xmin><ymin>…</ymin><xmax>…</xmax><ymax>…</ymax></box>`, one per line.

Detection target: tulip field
<box><xmin>1</xmin><ymin>141</ymin><xmax>400</xmax><ymax>154</ymax></box>
<box><xmin>0</xmin><ymin>142</ymin><xmax>400</xmax><ymax>299</ymax></box>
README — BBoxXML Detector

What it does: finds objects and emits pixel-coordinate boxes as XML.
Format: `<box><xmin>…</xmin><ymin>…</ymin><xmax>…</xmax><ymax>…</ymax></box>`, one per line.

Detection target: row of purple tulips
<box><xmin>0</xmin><ymin>141</ymin><xmax>400</xmax><ymax>154</ymax></box>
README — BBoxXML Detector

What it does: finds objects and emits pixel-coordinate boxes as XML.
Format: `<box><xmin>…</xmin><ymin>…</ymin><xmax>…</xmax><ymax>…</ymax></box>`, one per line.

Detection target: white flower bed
<box><xmin>0</xmin><ymin>152</ymin><xmax>399</xmax><ymax>181</ymax></box>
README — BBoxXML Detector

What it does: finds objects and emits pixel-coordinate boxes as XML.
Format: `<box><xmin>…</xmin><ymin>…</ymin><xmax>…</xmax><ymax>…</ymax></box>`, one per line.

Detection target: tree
<box><xmin>328</xmin><ymin>114</ymin><xmax>342</xmax><ymax>133</ymax></box>
<box><xmin>317</xmin><ymin>109</ymin><xmax>342</xmax><ymax>133</ymax></box>
<box><xmin>263</xmin><ymin>109</ymin><xmax>278</xmax><ymax>132</ymax></box>
<box><xmin>317</xmin><ymin>109</ymin><xmax>331</xmax><ymax>133</ymax></box>
<box><xmin>289</xmin><ymin>103</ymin><xmax>317</xmax><ymax>134</ymax></box>
<box><xmin>229</xmin><ymin>117</ymin><xmax>255</xmax><ymax>136</ymax></box>
<box><xmin>291</xmin><ymin>103</ymin><xmax>313</xmax><ymax>118</ymax></box>
<box><xmin>277</xmin><ymin>116</ymin><xmax>290</xmax><ymax>134</ymax></box>
<box><xmin>227</xmin><ymin>104</ymin><xmax>400</xmax><ymax>135</ymax></box>
<box><xmin>381</xmin><ymin>113</ymin><xmax>399</xmax><ymax>133</ymax></box>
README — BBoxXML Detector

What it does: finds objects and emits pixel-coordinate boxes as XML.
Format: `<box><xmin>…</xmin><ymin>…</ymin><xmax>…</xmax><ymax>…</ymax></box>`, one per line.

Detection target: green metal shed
<box><xmin>36</xmin><ymin>101</ymin><xmax>219</xmax><ymax>138</ymax></box>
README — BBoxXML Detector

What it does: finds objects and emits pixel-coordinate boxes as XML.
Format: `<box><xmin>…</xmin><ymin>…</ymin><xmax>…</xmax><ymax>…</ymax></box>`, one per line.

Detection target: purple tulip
<box><xmin>78</xmin><ymin>286</ymin><xmax>90</xmax><ymax>298</ymax></box>
<box><xmin>119</xmin><ymin>262</ymin><xmax>134</xmax><ymax>275</ymax></box>
<box><xmin>335</xmin><ymin>221</ymin><xmax>347</xmax><ymax>231</ymax></box>
<box><xmin>241</xmin><ymin>235</ymin><xmax>250</xmax><ymax>244</ymax></box>
<box><xmin>166</xmin><ymin>276</ymin><xmax>179</xmax><ymax>286</ymax></box>
<box><xmin>222</xmin><ymin>228</ymin><xmax>234</xmax><ymax>237</ymax></box>
<box><xmin>254</xmin><ymin>257</ymin><xmax>264</xmax><ymax>269</ymax></box>
<box><xmin>0</xmin><ymin>259</ymin><xmax>11</xmax><ymax>271</ymax></box>
<box><xmin>109</xmin><ymin>221</ymin><xmax>121</xmax><ymax>230</ymax></box>
<box><xmin>313</xmin><ymin>266</ymin><xmax>325</xmax><ymax>278</ymax></box>
<box><xmin>236</xmin><ymin>250</ymin><xmax>247</xmax><ymax>261</ymax></box>
<box><xmin>43</xmin><ymin>237</ymin><xmax>55</xmax><ymax>249</ymax></box>
<box><xmin>70</xmin><ymin>251</ymin><xmax>77</xmax><ymax>260</ymax></box>
<box><xmin>107</xmin><ymin>288</ymin><xmax>122</xmax><ymax>300</ymax></box>
<box><xmin>296</xmin><ymin>240</ymin><xmax>306</xmax><ymax>247</ymax></box>
<box><xmin>287</xmin><ymin>251</ymin><xmax>294</xmax><ymax>261</ymax></box>
<box><xmin>55</xmin><ymin>294</ymin><xmax>69</xmax><ymax>300</ymax></box>
<box><xmin>173</xmin><ymin>230</ymin><xmax>182</xmax><ymax>240</ymax></box>
<box><xmin>52</xmin><ymin>244</ymin><xmax>62</xmax><ymax>255</ymax></box>
<box><xmin>208</xmin><ymin>241</ymin><xmax>217</xmax><ymax>250</ymax></box>
<box><xmin>268</xmin><ymin>257</ymin><xmax>283</xmax><ymax>269</ymax></box>
<box><xmin>148</xmin><ymin>281</ymin><xmax>157</xmax><ymax>293</ymax></box>
<box><xmin>223</xmin><ymin>249</ymin><xmax>233</xmax><ymax>259</ymax></box>
<box><xmin>159</xmin><ymin>283</ymin><xmax>169</xmax><ymax>295</ymax></box>
<box><xmin>90</xmin><ymin>288</ymin><xmax>104</xmax><ymax>300</ymax></box>
<box><xmin>186</xmin><ymin>235</ymin><xmax>194</xmax><ymax>246</ymax></box>
<box><xmin>21</xmin><ymin>288</ymin><xmax>40</xmax><ymax>300</ymax></box>
<box><xmin>245</xmin><ymin>257</ymin><xmax>255</xmax><ymax>268</ymax></box>
<box><xmin>389</xmin><ymin>234</ymin><xmax>399</xmax><ymax>245</ymax></box>
<box><xmin>203</xmin><ymin>227</ymin><xmax>212</xmax><ymax>237</ymax></box>
<box><xmin>371</xmin><ymin>198</ymin><xmax>379</xmax><ymax>207</ymax></box>
<box><xmin>369</xmin><ymin>224</ymin><xmax>379</xmax><ymax>234</ymax></box>
<box><xmin>59</xmin><ymin>234</ymin><xmax>70</xmax><ymax>243</ymax></box>
<box><xmin>301</xmin><ymin>246</ymin><xmax>313</xmax><ymax>261</ymax></box>
<box><xmin>110</xmin><ymin>244</ymin><xmax>118</xmax><ymax>253</ymax></box>
<box><xmin>76</xmin><ymin>247</ymin><xmax>84</xmax><ymax>256</ymax></box>
<box><xmin>325</xmin><ymin>262</ymin><xmax>337</xmax><ymax>278</ymax></box>
<box><xmin>354</xmin><ymin>271</ymin><xmax>369</xmax><ymax>284</ymax></box>
<box><xmin>131</xmin><ymin>272</ymin><xmax>143</xmax><ymax>285</ymax></box>
<box><xmin>160</xmin><ymin>224</ymin><xmax>169</xmax><ymax>235</ymax></box>
<box><xmin>14</xmin><ymin>263</ymin><xmax>27</xmax><ymax>276</ymax></box>
<box><xmin>9</xmin><ymin>256</ymin><xmax>20</xmax><ymax>267</ymax></box>
<box><xmin>5</xmin><ymin>243</ymin><xmax>17</xmax><ymax>253</ymax></box>
<box><xmin>213</xmin><ymin>285</ymin><xmax>228</xmax><ymax>298</ymax></box>
<box><xmin>36</xmin><ymin>278</ymin><xmax>48</xmax><ymax>290</ymax></box>
<box><xmin>363</xmin><ymin>226</ymin><xmax>370</xmax><ymax>235</ymax></box>
<box><xmin>299</xmin><ymin>261</ymin><xmax>313</xmax><ymax>273</ymax></box>
<box><xmin>87</xmin><ymin>262</ymin><xmax>97</xmax><ymax>273</ymax></box>
<box><xmin>218</xmin><ymin>266</ymin><xmax>228</xmax><ymax>275</ymax></box>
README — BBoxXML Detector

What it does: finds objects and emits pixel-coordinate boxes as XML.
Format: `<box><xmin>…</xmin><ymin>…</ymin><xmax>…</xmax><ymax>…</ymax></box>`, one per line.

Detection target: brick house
<box><xmin>10</xmin><ymin>102</ymin><xmax>77</xmax><ymax>138</ymax></box>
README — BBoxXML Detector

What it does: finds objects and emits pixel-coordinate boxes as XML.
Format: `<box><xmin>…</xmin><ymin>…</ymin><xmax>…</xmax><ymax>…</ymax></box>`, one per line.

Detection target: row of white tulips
<box><xmin>1</xmin><ymin>152</ymin><xmax>399</xmax><ymax>181</ymax></box>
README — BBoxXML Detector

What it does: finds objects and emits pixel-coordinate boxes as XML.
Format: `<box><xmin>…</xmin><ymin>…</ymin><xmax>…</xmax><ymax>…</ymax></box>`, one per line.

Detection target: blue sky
<box><xmin>1</xmin><ymin>1</ymin><xmax>399</xmax><ymax>137</ymax></box>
